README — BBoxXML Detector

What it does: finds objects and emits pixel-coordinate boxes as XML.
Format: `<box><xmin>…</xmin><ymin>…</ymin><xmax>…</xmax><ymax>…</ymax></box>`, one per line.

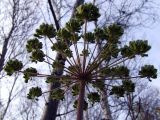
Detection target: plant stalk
<box><xmin>77</xmin><ymin>81</ymin><xmax>85</xmax><ymax>120</ymax></box>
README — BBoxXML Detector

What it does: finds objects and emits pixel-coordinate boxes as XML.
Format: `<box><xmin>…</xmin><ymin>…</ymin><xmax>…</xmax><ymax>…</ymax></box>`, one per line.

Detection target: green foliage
<box><xmin>30</xmin><ymin>50</ymin><xmax>45</xmax><ymax>62</ymax></box>
<box><xmin>139</xmin><ymin>65</ymin><xmax>157</xmax><ymax>80</ymax></box>
<box><xmin>104</xmin><ymin>24</ymin><xmax>124</xmax><ymax>44</ymax></box>
<box><xmin>60</xmin><ymin>75</ymin><xmax>72</xmax><ymax>85</ymax></box>
<box><xmin>23</xmin><ymin>67</ymin><xmax>37</xmax><ymax>83</ymax></box>
<box><xmin>57</xmin><ymin>26</ymin><xmax>81</xmax><ymax>43</ymax></box>
<box><xmin>101</xmin><ymin>66</ymin><xmax>130</xmax><ymax>78</ymax></box>
<box><xmin>110</xmin><ymin>86</ymin><xmax>125</xmax><ymax>97</ymax></box>
<box><xmin>121</xmin><ymin>45</ymin><xmax>133</xmax><ymax>58</ymax></box>
<box><xmin>4</xmin><ymin>59</ymin><xmax>23</xmax><ymax>76</ymax></box>
<box><xmin>52</xmin><ymin>60</ymin><xmax>64</xmax><ymax>69</ymax></box>
<box><xmin>34</xmin><ymin>23</ymin><xmax>56</xmax><ymax>38</ymax></box>
<box><xmin>46</xmin><ymin>76</ymin><xmax>58</xmax><ymax>83</ymax></box>
<box><xmin>70</xmin><ymin>33</ymin><xmax>80</xmax><ymax>42</ymax></box>
<box><xmin>51</xmin><ymin>89</ymin><xmax>65</xmax><ymax>100</ymax></box>
<box><xmin>129</xmin><ymin>40</ymin><xmax>151</xmax><ymax>56</ymax></box>
<box><xmin>87</xmin><ymin>92</ymin><xmax>100</xmax><ymax>104</ymax></box>
<box><xmin>81</xmin><ymin>49</ymin><xmax>90</xmax><ymax>57</ymax></box>
<box><xmin>4</xmin><ymin>3</ymin><xmax>158</xmax><ymax>112</ymax></box>
<box><xmin>111</xmin><ymin>66</ymin><xmax>130</xmax><ymax>77</ymax></box>
<box><xmin>94</xmin><ymin>28</ymin><xmax>106</xmax><ymax>41</ymax></box>
<box><xmin>82</xmin><ymin>32</ymin><xmax>95</xmax><ymax>43</ymax></box>
<box><xmin>100</xmin><ymin>44</ymin><xmax>119</xmax><ymax>59</ymax></box>
<box><xmin>75</xmin><ymin>3</ymin><xmax>100</xmax><ymax>21</ymax></box>
<box><xmin>51</xmin><ymin>41</ymin><xmax>68</xmax><ymax>51</ymax></box>
<box><xmin>65</xmin><ymin>19</ymin><xmax>83</xmax><ymax>33</ymax></box>
<box><xmin>26</xmin><ymin>38</ymin><xmax>42</xmax><ymax>53</ymax></box>
<box><xmin>72</xmin><ymin>84</ymin><xmax>79</xmax><ymax>96</ymax></box>
<box><xmin>122</xmin><ymin>80</ymin><xmax>135</xmax><ymax>93</ymax></box>
<box><xmin>26</xmin><ymin>38</ymin><xmax>45</xmax><ymax>62</ymax></box>
<box><xmin>110</xmin><ymin>80</ymin><xmax>135</xmax><ymax>97</ymax></box>
<box><xmin>92</xmin><ymin>81</ymin><xmax>105</xmax><ymax>90</ymax></box>
<box><xmin>57</xmin><ymin>28</ymin><xmax>71</xmax><ymax>41</ymax></box>
<box><xmin>68</xmin><ymin>65</ymin><xmax>79</xmax><ymax>73</ymax></box>
<box><xmin>73</xmin><ymin>99</ymin><xmax>88</xmax><ymax>110</ymax></box>
<box><xmin>46</xmin><ymin>75</ymin><xmax>71</xmax><ymax>85</ymax></box>
<box><xmin>51</xmin><ymin>41</ymin><xmax>73</xmax><ymax>58</ymax></box>
<box><xmin>27</xmin><ymin>87</ymin><xmax>42</xmax><ymax>100</ymax></box>
<box><xmin>121</xmin><ymin>40</ymin><xmax>151</xmax><ymax>58</ymax></box>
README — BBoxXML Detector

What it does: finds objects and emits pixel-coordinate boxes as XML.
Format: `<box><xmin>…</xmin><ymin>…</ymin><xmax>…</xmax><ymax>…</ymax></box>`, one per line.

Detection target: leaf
<box><xmin>75</xmin><ymin>3</ymin><xmax>100</xmax><ymax>21</ymax></box>
<box><xmin>26</xmin><ymin>38</ymin><xmax>42</xmax><ymax>53</ymax></box>
<box><xmin>104</xmin><ymin>24</ymin><xmax>124</xmax><ymax>44</ymax></box>
<box><xmin>4</xmin><ymin>59</ymin><xmax>23</xmax><ymax>76</ymax></box>
<box><xmin>121</xmin><ymin>40</ymin><xmax>151</xmax><ymax>57</ymax></box>
<box><xmin>94</xmin><ymin>28</ymin><xmax>106</xmax><ymax>41</ymax></box>
<box><xmin>72</xmin><ymin>84</ymin><xmax>79</xmax><ymax>96</ymax></box>
<box><xmin>87</xmin><ymin>92</ymin><xmax>100</xmax><ymax>104</ymax></box>
<box><xmin>34</xmin><ymin>23</ymin><xmax>56</xmax><ymax>38</ymax></box>
<box><xmin>56</xmin><ymin>28</ymin><xmax>71</xmax><ymax>41</ymax></box>
<box><xmin>27</xmin><ymin>87</ymin><xmax>42</xmax><ymax>100</ymax></box>
<box><xmin>139</xmin><ymin>65</ymin><xmax>157</xmax><ymax>79</ymax></box>
<box><xmin>110</xmin><ymin>86</ymin><xmax>125</xmax><ymax>97</ymax></box>
<box><xmin>65</xmin><ymin>19</ymin><xmax>83</xmax><ymax>32</ymax></box>
<box><xmin>73</xmin><ymin>99</ymin><xmax>88</xmax><ymax>110</ymax></box>
<box><xmin>23</xmin><ymin>67</ymin><xmax>37</xmax><ymax>83</ymax></box>
<box><xmin>51</xmin><ymin>89</ymin><xmax>65</xmax><ymax>100</ymax></box>
<box><xmin>122</xmin><ymin>80</ymin><xmax>135</xmax><ymax>93</ymax></box>
<box><xmin>30</xmin><ymin>50</ymin><xmax>45</xmax><ymax>62</ymax></box>
<box><xmin>82</xmin><ymin>32</ymin><xmax>95</xmax><ymax>43</ymax></box>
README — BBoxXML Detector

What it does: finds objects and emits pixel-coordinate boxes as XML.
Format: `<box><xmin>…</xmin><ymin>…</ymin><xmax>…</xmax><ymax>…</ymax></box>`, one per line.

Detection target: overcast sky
<box><xmin>132</xmin><ymin>18</ymin><xmax>160</xmax><ymax>89</ymax></box>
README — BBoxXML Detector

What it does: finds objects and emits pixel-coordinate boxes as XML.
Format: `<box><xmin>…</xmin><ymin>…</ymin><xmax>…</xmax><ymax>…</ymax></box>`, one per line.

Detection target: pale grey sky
<box><xmin>132</xmin><ymin>19</ymin><xmax>160</xmax><ymax>89</ymax></box>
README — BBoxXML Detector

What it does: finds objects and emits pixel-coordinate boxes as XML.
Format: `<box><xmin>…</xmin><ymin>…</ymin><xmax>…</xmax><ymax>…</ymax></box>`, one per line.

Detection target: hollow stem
<box><xmin>77</xmin><ymin>81</ymin><xmax>85</xmax><ymax>120</ymax></box>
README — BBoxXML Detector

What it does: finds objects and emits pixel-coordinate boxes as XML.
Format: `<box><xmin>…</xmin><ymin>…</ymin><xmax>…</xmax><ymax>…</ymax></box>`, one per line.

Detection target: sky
<box><xmin>130</xmin><ymin>20</ymin><xmax>160</xmax><ymax>89</ymax></box>
<box><xmin>0</xmin><ymin>0</ymin><xmax>160</xmax><ymax>119</ymax></box>
<box><xmin>0</xmin><ymin>0</ymin><xmax>160</xmax><ymax>101</ymax></box>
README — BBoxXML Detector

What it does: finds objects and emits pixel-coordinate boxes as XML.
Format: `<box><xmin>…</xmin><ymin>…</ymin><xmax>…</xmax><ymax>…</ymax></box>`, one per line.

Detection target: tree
<box><xmin>0</xmin><ymin>0</ymin><xmax>39</xmax><ymax>73</ymax></box>
<box><xmin>0</xmin><ymin>0</ymin><xmax>39</xmax><ymax>119</ymax></box>
<box><xmin>125</xmin><ymin>82</ymin><xmax>160</xmax><ymax>120</ymax></box>
<box><xmin>4</xmin><ymin>3</ymin><xmax>158</xmax><ymax>120</ymax></box>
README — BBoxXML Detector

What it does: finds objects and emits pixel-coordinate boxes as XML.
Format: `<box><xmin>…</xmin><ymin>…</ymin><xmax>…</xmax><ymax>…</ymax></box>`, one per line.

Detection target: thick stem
<box><xmin>77</xmin><ymin>81</ymin><xmax>85</xmax><ymax>120</ymax></box>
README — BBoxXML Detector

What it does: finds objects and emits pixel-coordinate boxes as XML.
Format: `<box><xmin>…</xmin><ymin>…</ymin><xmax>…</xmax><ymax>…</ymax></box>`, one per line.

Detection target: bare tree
<box><xmin>127</xmin><ymin>83</ymin><xmax>160</xmax><ymax>120</ymax></box>
<box><xmin>0</xmin><ymin>0</ymin><xmax>40</xmax><ymax>119</ymax></box>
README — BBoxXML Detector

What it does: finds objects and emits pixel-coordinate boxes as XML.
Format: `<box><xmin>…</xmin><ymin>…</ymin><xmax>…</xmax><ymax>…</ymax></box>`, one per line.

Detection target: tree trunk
<box><xmin>97</xmin><ymin>38</ymin><xmax>112</xmax><ymax>120</ymax></box>
<box><xmin>0</xmin><ymin>27</ymin><xmax>14</xmax><ymax>72</ymax></box>
<box><xmin>41</xmin><ymin>82</ymin><xmax>60</xmax><ymax>120</ymax></box>
<box><xmin>100</xmin><ymin>89</ymin><xmax>113</xmax><ymax>120</ymax></box>
<box><xmin>41</xmin><ymin>53</ymin><xmax>64</xmax><ymax>120</ymax></box>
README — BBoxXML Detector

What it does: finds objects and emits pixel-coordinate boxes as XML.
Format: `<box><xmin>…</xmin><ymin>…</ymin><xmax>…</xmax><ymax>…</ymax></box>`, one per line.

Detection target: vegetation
<box><xmin>4</xmin><ymin>3</ymin><xmax>158</xmax><ymax>120</ymax></box>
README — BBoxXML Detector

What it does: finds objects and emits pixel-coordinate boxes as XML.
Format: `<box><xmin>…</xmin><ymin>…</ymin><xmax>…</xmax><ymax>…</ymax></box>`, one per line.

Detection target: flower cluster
<box><xmin>4</xmin><ymin>3</ymin><xmax>157</xmax><ymax>111</ymax></box>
